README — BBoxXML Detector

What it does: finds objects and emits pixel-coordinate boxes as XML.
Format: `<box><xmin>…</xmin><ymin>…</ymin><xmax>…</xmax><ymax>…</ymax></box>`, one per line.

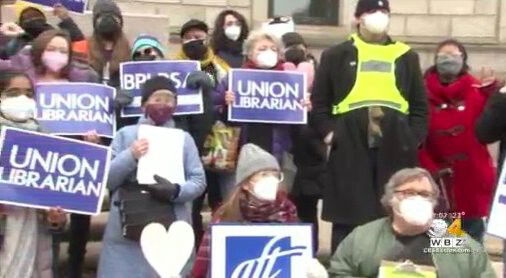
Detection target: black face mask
<box><xmin>284</xmin><ymin>48</ymin><xmax>307</xmax><ymax>65</ymax></box>
<box><xmin>183</xmin><ymin>39</ymin><xmax>208</xmax><ymax>60</ymax></box>
<box><xmin>95</xmin><ymin>15</ymin><xmax>121</xmax><ymax>40</ymax></box>
<box><xmin>21</xmin><ymin>18</ymin><xmax>51</xmax><ymax>39</ymax></box>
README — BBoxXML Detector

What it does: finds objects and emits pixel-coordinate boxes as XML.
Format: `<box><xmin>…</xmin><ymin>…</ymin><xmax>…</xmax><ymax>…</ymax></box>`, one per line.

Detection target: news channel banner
<box><xmin>425</xmin><ymin>212</ymin><xmax>486</xmax><ymax>254</ymax></box>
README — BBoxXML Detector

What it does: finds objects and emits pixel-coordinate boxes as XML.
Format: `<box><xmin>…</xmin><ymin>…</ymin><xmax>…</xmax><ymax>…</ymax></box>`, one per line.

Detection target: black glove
<box><xmin>144</xmin><ymin>175</ymin><xmax>180</xmax><ymax>202</ymax></box>
<box><xmin>187</xmin><ymin>70</ymin><xmax>215</xmax><ymax>91</ymax></box>
<box><xmin>114</xmin><ymin>90</ymin><xmax>134</xmax><ymax>110</ymax></box>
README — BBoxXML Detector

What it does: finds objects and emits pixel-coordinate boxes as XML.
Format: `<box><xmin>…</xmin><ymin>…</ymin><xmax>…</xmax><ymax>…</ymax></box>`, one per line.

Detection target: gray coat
<box><xmin>97</xmin><ymin>118</ymin><xmax>206</xmax><ymax>278</ymax></box>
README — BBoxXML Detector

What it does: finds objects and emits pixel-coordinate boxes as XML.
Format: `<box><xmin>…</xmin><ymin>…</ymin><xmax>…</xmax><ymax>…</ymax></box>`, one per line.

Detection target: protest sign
<box><xmin>0</xmin><ymin>127</ymin><xmax>111</xmax><ymax>215</ymax></box>
<box><xmin>21</xmin><ymin>0</ymin><xmax>87</xmax><ymax>13</ymax></box>
<box><xmin>228</xmin><ymin>69</ymin><xmax>307</xmax><ymax>124</ymax></box>
<box><xmin>487</xmin><ymin>160</ymin><xmax>506</xmax><ymax>238</ymax></box>
<box><xmin>120</xmin><ymin>61</ymin><xmax>203</xmax><ymax>117</ymax></box>
<box><xmin>211</xmin><ymin>224</ymin><xmax>313</xmax><ymax>278</ymax></box>
<box><xmin>35</xmin><ymin>82</ymin><xmax>116</xmax><ymax>138</ymax></box>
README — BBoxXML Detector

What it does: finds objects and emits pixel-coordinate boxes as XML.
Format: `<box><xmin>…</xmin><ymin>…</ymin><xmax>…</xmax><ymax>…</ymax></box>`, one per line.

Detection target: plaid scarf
<box><xmin>191</xmin><ymin>191</ymin><xmax>298</xmax><ymax>278</ymax></box>
<box><xmin>239</xmin><ymin>190</ymin><xmax>298</xmax><ymax>223</ymax></box>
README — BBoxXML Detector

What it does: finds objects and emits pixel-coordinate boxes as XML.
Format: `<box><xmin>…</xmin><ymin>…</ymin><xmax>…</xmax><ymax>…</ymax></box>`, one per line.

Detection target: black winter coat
<box><xmin>311</xmin><ymin>36</ymin><xmax>428</xmax><ymax>225</ymax></box>
<box><xmin>476</xmin><ymin>92</ymin><xmax>506</xmax><ymax>166</ymax></box>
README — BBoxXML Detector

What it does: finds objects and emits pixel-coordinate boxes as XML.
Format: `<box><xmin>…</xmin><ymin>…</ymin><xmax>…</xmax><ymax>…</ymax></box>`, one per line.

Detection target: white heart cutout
<box><xmin>141</xmin><ymin>221</ymin><xmax>195</xmax><ymax>278</ymax></box>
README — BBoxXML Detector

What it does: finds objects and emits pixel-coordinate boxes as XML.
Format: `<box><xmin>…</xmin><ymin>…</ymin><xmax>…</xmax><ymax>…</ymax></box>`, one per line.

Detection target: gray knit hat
<box><xmin>235</xmin><ymin>144</ymin><xmax>280</xmax><ymax>186</ymax></box>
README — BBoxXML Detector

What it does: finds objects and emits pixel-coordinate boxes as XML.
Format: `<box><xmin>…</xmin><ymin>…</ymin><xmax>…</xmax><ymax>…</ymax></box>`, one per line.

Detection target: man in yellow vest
<box><xmin>311</xmin><ymin>0</ymin><xmax>428</xmax><ymax>253</ymax></box>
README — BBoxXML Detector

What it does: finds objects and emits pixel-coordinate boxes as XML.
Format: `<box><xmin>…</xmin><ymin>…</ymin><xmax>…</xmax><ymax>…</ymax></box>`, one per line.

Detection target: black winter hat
<box><xmin>180</xmin><ymin>19</ymin><xmax>209</xmax><ymax>37</ymax></box>
<box><xmin>93</xmin><ymin>0</ymin><xmax>123</xmax><ymax>26</ymax></box>
<box><xmin>282</xmin><ymin>32</ymin><xmax>306</xmax><ymax>48</ymax></box>
<box><xmin>355</xmin><ymin>0</ymin><xmax>390</xmax><ymax>17</ymax></box>
<box><xmin>141</xmin><ymin>76</ymin><xmax>177</xmax><ymax>105</ymax></box>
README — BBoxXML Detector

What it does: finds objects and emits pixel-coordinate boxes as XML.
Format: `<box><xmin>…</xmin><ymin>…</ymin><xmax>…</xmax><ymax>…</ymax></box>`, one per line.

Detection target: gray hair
<box><xmin>243</xmin><ymin>30</ymin><xmax>284</xmax><ymax>58</ymax></box>
<box><xmin>380</xmin><ymin>168</ymin><xmax>440</xmax><ymax>213</ymax></box>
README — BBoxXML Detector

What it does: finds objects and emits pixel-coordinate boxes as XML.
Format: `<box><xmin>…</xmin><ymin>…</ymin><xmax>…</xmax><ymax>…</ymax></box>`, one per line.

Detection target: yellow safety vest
<box><xmin>333</xmin><ymin>34</ymin><xmax>411</xmax><ymax>115</ymax></box>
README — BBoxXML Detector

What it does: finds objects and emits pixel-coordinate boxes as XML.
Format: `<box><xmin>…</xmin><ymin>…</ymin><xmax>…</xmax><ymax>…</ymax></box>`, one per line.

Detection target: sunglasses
<box><xmin>133</xmin><ymin>47</ymin><xmax>156</xmax><ymax>59</ymax></box>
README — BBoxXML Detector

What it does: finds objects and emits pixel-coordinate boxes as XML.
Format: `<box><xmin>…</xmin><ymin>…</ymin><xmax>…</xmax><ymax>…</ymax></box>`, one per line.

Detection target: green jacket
<box><xmin>328</xmin><ymin>218</ymin><xmax>496</xmax><ymax>278</ymax></box>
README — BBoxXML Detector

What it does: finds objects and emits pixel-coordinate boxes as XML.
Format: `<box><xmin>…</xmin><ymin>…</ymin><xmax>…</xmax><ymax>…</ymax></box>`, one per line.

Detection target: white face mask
<box><xmin>362</xmin><ymin>11</ymin><xmax>390</xmax><ymax>34</ymax></box>
<box><xmin>256</xmin><ymin>50</ymin><xmax>278</xmax><ymax>69</ymax></box>
<box><xmin>0</xmin><ymin>95</ymin><xmax>36</xmax><ymax>122</ymax></box>
<box><xmin>225</xmin><ymin>25</ymin><xmax>242</xmax><ymax>41</ymax></box>
<box><xmin>252</xmin><ymin>176</ymin><xmax>280</xmax><ymax>201</ymax></box>
<box><xmin>397</xmin><ymin>196</ymin><xmax>434</xmax><ymax>226</ymax></box>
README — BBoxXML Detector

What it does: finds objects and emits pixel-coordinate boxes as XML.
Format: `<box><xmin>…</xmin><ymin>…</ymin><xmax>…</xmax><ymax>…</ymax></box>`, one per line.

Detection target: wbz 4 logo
<box><xmin>429</xmin><ymin>217</ymin><xmax>467</xmax><ymax>248</ymax></box>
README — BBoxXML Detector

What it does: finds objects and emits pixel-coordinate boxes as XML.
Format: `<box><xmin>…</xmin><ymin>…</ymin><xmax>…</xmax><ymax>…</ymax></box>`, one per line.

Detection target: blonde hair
<box><xmin>243</xmin><ymin>30</ymin><xmax>284</xmax><ymax>59</ymax></box>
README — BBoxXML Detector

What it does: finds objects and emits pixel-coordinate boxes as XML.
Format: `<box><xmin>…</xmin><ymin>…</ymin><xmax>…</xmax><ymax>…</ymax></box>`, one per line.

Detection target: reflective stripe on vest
<box><xmin>332</xmin><ymin>34</ymin><xmax>411</xmax><ymax>115</ymax></box>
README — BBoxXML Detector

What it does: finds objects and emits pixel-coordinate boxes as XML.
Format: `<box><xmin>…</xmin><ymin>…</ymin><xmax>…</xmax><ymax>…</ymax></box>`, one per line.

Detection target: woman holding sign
<box><xmin>98</xmin><ymin>76</ymin><xmax>206</xmax><ymax>278</ymax></box>
<box><xmin>0</xmin><ymin>70</ymin><xmax>67</xmax><ymax>278</ymax></box>
<box><xmin>222</xmin><ymin>31</ymin><xmax>310</xmax><ymax>161</ymax></box>
<box><xmin>192</xmin><ymin>143</ymin><xmax>298</xmax><ymax>278</ymax></box>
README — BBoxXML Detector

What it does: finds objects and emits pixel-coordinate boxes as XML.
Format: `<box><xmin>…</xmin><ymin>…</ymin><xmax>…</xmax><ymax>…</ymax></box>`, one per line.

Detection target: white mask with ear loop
<box><xmin>256</xmin><ymin>50</ymin><xmax>278</xmax><ymax>69</ymax></box>
<box><xmin>362</xmin><ymin>11</ymin><xmax>390</xmax><ymax>34</ymax></box>
<box><xmin>225</xmin><ymin>25</ymin><xmax>242</xmax><ymax>41</ymax></box>
<box><xmin>252</xmin><ymin>176</ymin><xmax>280</xmax><ymax>201</ymax></box>
<box><xmin>0</xmin><ymin>95</ymin><xmax>36</xmax><ymax>122</ymax></box>
<box><xmin>395</xmin><ymin>195</ymin><xmax>434</xmax><ymax>226</ymax></box>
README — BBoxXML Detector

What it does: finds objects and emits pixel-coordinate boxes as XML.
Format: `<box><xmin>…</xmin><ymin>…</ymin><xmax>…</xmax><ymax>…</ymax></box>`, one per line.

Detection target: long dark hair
<box><xmin>211</xmin><ymin>10</ymin><xmax>249</xmax><ymax>53</ymax></box>
<box><xmin>31</xmin><ymin>29</ymin><xmax>72</xmax><ymax>79</ymax></box>
<box><xmin>0</xmin><ymin>70</ymin><xmax>34</xmax><ymax>95</ymax></box>
<box><xmin>426</xmin><ymin>39</ymin><xmax>469</xmax><ymax>76</ymax></box>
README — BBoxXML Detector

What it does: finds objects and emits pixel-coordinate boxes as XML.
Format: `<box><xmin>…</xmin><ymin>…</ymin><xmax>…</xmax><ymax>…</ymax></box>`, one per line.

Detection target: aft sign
<box><xmin>211</xmin><ymin>224</ymin><xmax>313</xmax><ymax>278</ymax></box>
<box><xmin>35</xmin><ymin>83</ymin><xmax>116</xmax><ymax>138</ymax></box>
<box><xmin>0</xmin><ymin>127</ymin><xmax>111</xmax><ymax>215</ymax></box>
<box><xmin>120</xmin><ymin>61</ymin><xmax>203</xmax><ymax>117</ymax></box>
<box><xmin>228</xmin><ymin>69</ymin><xmax>307</xmax><ymax>124</ymax></box>
<box><xmin>21</xmin><ymin>0</ymin><xmax>88</xmax><ymax>13</ymax></box>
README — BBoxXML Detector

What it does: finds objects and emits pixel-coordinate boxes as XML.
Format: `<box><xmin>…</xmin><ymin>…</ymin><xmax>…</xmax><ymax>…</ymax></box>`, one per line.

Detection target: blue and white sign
<box><xmin>21</xmin><ymin>0</ymin><xmax>88</xmax><ymax>13</ymax></box>
<box><xmin>228</xmin><ymin>69</ymin><xmax>307</xmax><ymax>124</ymax></box>
<box><xmin>487</xmin><ymin>160</ymin><xmax>506</xmax><ymax>238</ymax></box>
<box><xmin>211</xmin><ymin>224</ymin><xmax>313</xmax><ymax>278</ymax></box>
<box><xmin>35</xmin><ymin>83</ymin><xmax>116</xmax><ymax>138</ymax></box>
<box><xmin>0</xmin><ymin>127</ymin><xmax>111</xmax><ymax>215</ymax></box>
<box><xmin>120</xmin><ymin>61</ymin><xmax>203</xmax><ymax>117</ymax></box>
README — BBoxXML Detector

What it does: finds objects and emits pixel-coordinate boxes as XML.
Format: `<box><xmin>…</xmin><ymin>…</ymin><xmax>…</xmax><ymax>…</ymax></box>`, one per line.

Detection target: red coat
<box><xmin>419</xmin><ymin>72</ymin><xmax>496</xmax><ymax>218</ymax></box>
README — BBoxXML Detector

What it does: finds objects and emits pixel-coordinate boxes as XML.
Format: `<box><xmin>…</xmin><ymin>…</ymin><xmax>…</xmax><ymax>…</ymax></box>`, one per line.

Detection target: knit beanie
<box><xmin>355</xmin><ymin>0</ymin><xmax>390</xmax><ymax>17</ymax></box>
<box><xmin>93</xmin><ymin>0</ymin><xmax>123</xmax><ymax>26</ymax></box>
<box><xmin>282</xmin><ymin>32</ymin><xmax>306</xmax><ymax>48</ymax></box>
<box><xmin>235</xmin><ymin>144</ymin><xmax>280</xmax><ymax>186</ymax></box>
<box><xmin>131</xmin><ymin>35</ymin><xmax>165</xmax><ymax>58</ymax></box>
<box><xmin>141</xmin><ymin>76</ymin><xmax>177</xmax><ymax>105</ymax></box>
<box><xmin>180</xmin><ymin>19</ymin><xmax>209</xmax><ymax>37</ymax></box>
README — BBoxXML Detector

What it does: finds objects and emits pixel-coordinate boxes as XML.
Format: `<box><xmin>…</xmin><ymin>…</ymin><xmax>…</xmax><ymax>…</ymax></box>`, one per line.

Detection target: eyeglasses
<box><xmin>394</xmin><ymin>189</ymin><xmax>435</xmax><ymax>199</ymax></box>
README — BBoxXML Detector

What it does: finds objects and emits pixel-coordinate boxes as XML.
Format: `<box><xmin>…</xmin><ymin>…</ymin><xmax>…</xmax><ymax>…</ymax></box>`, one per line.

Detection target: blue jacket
<box><xmin>98</xmin><ymin>117</ymin><xmax>206</xmax><ymax>278</ymax></box>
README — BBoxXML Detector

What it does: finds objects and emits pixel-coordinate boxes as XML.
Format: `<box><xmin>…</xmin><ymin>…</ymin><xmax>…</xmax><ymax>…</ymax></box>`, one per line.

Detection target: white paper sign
<box><xmin>487</xmin><ymin>161</ymin><xmax>506</xmax><ymax>238</ymax></box>
<box><xmin>137</xmin><ymin>125</ymin><xmax>185</xmax><ymax>185</ymax></box>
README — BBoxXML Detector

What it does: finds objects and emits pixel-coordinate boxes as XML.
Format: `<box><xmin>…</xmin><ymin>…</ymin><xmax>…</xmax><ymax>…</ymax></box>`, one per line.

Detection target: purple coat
<box><xmin>214</xmin><ymin>74</ymin><xmax>293</xmax><ymax>161</ymax></box>
<box><xmin>0</xmin><ymin>47</ymin><xmax>98</xmax><ymax>83</ymax></box>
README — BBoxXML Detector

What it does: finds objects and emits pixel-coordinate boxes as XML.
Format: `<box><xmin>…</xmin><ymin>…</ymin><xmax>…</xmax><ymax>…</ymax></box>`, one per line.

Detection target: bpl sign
<box><xmin>120</xmin><ymin>61</ymin><xmax>204</xmax><ymax>117</ymax></box>
<box><xmin>21</xmin><ymin>0</ymin><xmax>88</xmax><ymax>13</ymax></box>
<box><xmin>211</xmin><ymin>224</ymin><xmax>313</xmax><ymax>278</ymax></box>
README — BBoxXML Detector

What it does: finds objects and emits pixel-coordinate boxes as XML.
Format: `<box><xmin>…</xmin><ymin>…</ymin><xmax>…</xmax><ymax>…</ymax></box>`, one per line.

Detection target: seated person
<box><xmin>328</xmin><ymin>168</ymin><xmax>495</xmax><ymax>278</ymax></box>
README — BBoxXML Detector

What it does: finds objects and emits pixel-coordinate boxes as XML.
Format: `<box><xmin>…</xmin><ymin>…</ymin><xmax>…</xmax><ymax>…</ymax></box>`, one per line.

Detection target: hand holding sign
<box><xmin>0</xmin><ymin>22</ymin><xmax>25</xmax><ymax>37</ymax></box>
<box><xmin>131</xmin><ymin>139</ymin><xmax>149</xmax><ymax>160</ymax></box>
<box><xmin>83</xmin><ymin>130</ymin><xmax>101</xmax><ymax>144</ymax></box>
<box><xmin>141</xmin><ymin>222</ymin><xmax>194</xmax><ymax>278</ymax></box>
<box><xmin>225</xmin><ymin>91</ymin><xmax>235</xmax><ymax>105</ymax></box>
<box><xmin>53</xmin><ymin>4</ymin><xmax>70</xmax><ymax>20</ymax></box>
<box><xmin>47</xmin><ymin>207</ymin><xmax>66</xmax><ymax>227</ymax></box>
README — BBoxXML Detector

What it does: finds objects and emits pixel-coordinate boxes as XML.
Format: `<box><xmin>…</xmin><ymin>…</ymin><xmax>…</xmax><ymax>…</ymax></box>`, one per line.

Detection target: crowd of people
<box><xmin>0</xmin><ymin>0</ymin><xmax>504</xmax><ymax>277</ymax></box>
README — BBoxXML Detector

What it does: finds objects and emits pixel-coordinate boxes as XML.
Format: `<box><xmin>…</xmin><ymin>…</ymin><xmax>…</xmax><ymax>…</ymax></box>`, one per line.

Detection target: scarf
<box><xmin>242</xmin><ymin>59</ymin><xmax>285</xmax><ymax>71</ymax></box>
<box><xmin>0</xmin><ymin>116</ymin><xmax>47</xmax><ymax>278</ymax></box>
<box><xmin>191</xmin><ymin>190</ymin><xmax>297</xmax><ymax>278</ymax></box>
<box><xmin>425</xmin><ymin>71</ymin><xmax>478</xmax><ymax>106</ymax></box>
<box><xmin>239</xmin><ymin>190</ymin><xmax>298</xmax><ymax>223</ymax></box>
<box><xmin>175</xmin><ymin>47</ymin><xmax>231</xmax><ymax>70</ymax></box>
